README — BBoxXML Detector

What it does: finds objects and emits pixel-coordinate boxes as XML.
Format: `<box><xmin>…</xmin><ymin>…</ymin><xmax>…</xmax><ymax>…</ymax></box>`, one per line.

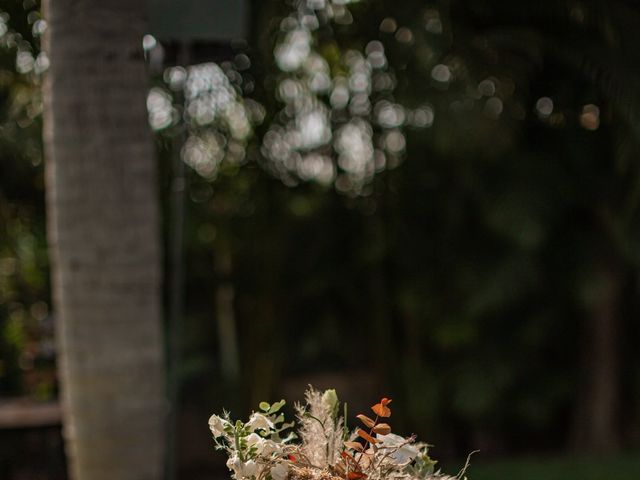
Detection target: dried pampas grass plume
<box><xmin>295</xmin><ymin>387</ymin><xmax>344</xmax><ymax>468</ymax></box>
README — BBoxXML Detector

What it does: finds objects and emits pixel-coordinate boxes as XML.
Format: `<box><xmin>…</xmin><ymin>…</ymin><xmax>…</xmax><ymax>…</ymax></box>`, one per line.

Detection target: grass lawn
<box><xmin>448</xmin><ymin>452</ymin><xmax>640</xmax><ymax>480</ymax></box>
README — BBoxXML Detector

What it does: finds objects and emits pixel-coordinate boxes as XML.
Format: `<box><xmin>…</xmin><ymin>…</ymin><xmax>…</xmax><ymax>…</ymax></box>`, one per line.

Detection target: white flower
<box><xmin>376</xmin><ymin>433</ymin><xmax>420</xmax><ymax>464</ymax></box>
<box><xmin>227</xmin><ymin>455</ymin><xmax>238</xmax><ymax>470</ymax></box>
<box><xmin>246</xmin><ymin>433</ymin><xmax>263</xmax><ymax>449</ymax></box>
<box><xmin>270</xmin><ymin>462</ymin><xmax>289</xmax><ymax>480</ymax></box>
<box><xmin>208</xmin><ymin>414</ymin><xmax>227</xmax><ymax>437</ymax></box>
<box><xmin>245</xmin><ymin>433</ymin><xmax>282</xmax><ymax>456</ymax></box>
<box><xmin>246</xmin><ymin>412</ymin><xmax>274</xmax><ymax>432</ymax></box>
<box><xmin>226</xmin><ymin>456</ymin><xmax>241</xmax><ymax>477</ymax></box>
<box><xmin>261</xmin><ymin>439</ymin><xmax>283</xmax><ymax>456</ymax></box>
<box><xmin>241</xmin><ymin>460</ymin><xmax>259</xmax><ymax>479</ymax></box>
<box><xmin>227</xmin><ymin>456</ymin><xmax>259</xmax><ymax>479</ymax></box>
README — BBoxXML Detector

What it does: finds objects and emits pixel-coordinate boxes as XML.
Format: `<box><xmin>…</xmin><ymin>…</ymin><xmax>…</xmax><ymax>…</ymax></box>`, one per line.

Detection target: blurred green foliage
<box><xmin>0</xmin><ymin>0</ymin><xmax>53</xmax><ymax>399</ymax></box>
<box><xmin>171</xmin><ymin>0</ymin><xmax>640</xmax><ymax>456</ymax></box>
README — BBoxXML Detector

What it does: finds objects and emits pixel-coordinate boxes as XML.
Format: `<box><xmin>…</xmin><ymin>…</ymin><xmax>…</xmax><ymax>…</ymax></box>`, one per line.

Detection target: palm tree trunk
<box><xmin>42</xmin><ymin>1</ymin><xmax>165</xmax><ymax>479</ymax></box>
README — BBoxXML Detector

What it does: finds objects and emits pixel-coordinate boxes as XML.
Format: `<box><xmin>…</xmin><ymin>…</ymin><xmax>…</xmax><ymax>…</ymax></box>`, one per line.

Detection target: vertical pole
<box><xmin>165</xmin><ymin>41</ymin><xmax>190</xmax><ymax>480</ymax></box>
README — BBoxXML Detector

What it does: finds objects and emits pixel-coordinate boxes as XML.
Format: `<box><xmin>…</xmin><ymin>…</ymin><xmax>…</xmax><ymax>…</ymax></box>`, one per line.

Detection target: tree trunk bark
<box><xmin>572</xmin><ymin>260</ymin><xmax>620</xmax><ymax>454</ymax></box>
<box><xmin>216</xmin><ymin>231</ymin><xmax>240</xmax><ymax>381</ymax></box>
<box><xmin>43</xmin><ymin>1</ymin><xmax>166</xmax><ymax>479</ymax></box>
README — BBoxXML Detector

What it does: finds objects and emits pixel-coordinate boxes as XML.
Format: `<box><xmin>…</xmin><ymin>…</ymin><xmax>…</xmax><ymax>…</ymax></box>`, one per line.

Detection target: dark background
<box><xmin>1</xmin><ymin>0</ymin><xmax>640</xmax><ymax>478</ymax></box>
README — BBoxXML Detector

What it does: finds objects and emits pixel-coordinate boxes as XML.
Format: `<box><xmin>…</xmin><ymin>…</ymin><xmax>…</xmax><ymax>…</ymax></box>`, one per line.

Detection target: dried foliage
<box><xmin>208</xmin><ymin>387</ymin><xmax>471</xmax><ymax>480</ymax></box>
<box><xmin>295</xmin><ymin>387</ymin><xmax>345</xmax><ymax>467</ymax></box>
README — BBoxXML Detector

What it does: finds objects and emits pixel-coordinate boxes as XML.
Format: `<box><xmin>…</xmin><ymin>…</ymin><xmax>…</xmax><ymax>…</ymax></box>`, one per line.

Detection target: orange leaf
<box><xmin>380</xmin><ymin>398</ymin><xmax>392</xmax><ymax>406</ymax></box>
<box><xmin>372</xmin><ymin>423</ymin><xmax>391</xmax><ymax>435</ymax></box>
<box><xmin>356</xmin><ymin>414</ymin><xmax>376</xmax><ymax>428</ymax></box>
<box><xmin>371</xmin><ymin>403</ymin><xmax>391</xmax><ymax>418</ymax></box>
<box><xmin>357</xmin><ymin>428</ymin><xmax>378</xmax><ymax>444</ymax></box>
<box><xmin>341</xmin><ymin>451</ymin><xmax>358</xmax><ymax>465</ymax></box>
<box><xmin>344</xmin><ymin>441</ymin><xmax>364</xmax><ymax>452</ymax></box>
<box><xmin>348</xmin><ymin>472</ymin><xmax>367</xmax><ymax>480</ymax></box>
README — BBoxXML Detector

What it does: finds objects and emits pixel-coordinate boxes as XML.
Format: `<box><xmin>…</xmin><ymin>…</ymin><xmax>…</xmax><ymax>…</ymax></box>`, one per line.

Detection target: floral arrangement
<box><xmin>208</xmin><ymin>387</ymin><xmax>470</xmax><ymax>480</ymax></box>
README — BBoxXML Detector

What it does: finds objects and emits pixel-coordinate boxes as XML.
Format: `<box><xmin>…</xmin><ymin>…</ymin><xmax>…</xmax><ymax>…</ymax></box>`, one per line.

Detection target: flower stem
<box><xmin>235</xmin><ymin>428</ymin><xmax>245</xmax><ymax>462</ymax></box>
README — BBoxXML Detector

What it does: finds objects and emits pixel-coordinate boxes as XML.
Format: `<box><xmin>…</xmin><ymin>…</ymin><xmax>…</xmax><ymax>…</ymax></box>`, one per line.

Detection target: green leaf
<box><xmin>268</xmin><ymin>399</ymin><xmax>286</xmax><ymax>414</ymax></box>
<box><xmin>343</xmin><ymin>402</ymin><xmax>349</xmax><ymax>440</ymax></box>
<box><xmin>413</xmin><ymin>450</ymin><xmax>438</xmax><ymax>477</ymax></box>
<box><xmin>259</xmin><ymin>401</ymin><xmax>271</xmax><ymax>412</ymax></box>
